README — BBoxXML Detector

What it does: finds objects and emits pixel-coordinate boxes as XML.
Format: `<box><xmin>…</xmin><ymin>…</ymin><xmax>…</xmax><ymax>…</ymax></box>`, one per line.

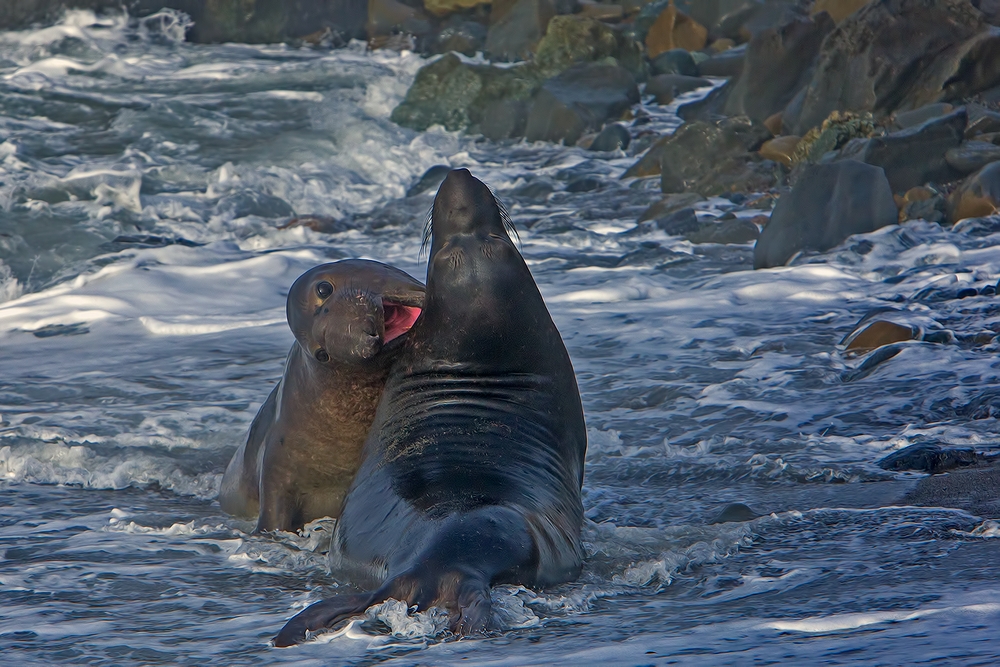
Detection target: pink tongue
<box><xmin>384</xmin><ymin>302</ymin><xmax>422</xmax><ymax>342</ymax></box>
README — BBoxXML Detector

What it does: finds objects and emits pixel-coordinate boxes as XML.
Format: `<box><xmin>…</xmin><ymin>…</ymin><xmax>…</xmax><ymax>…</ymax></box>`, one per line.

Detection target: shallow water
<box><xmin>2</xmin><ymin>10</ymin><xmax>1000</xmax><ymax>665</ymax></box>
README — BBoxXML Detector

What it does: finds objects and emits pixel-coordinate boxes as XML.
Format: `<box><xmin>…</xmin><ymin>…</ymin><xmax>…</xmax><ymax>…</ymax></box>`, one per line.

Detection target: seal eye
<box><xmin>315</xmin><ymin>349</ymin><xmax>330</xmax><ymax>363</ymax></box>
<box><xmin>316</xmin><ymin>281</ymin><xmax>333</xmax><ymax>299</ymax></box>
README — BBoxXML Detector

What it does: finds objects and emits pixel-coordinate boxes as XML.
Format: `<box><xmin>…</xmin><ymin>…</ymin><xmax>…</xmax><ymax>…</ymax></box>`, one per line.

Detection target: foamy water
<box><xmin>2</xmin><ymin>10</ymin><xmax>1000</xmax><ymax>665</ymax></box>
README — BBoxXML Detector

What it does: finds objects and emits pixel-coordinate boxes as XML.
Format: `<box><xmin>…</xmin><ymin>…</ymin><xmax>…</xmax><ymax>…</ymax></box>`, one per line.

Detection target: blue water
<box><xmin>1</xmin><ymin>10</ymin><xmax>999</xmax><ymax>665</ymax></box>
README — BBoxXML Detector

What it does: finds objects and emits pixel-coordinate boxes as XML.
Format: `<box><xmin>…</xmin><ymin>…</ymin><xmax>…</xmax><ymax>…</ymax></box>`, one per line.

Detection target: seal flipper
<box><xmin>273</xmin><ymin>592</ymin><xmax>376</xmax><ymax>647</ymax></box>
<box><xmin>273</xmin><ymin>506</ymin><xmax>535</xmax><ymax>644</ymax></box>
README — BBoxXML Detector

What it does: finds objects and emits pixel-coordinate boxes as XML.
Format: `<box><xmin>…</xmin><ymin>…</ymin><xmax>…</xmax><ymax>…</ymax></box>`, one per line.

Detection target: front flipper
<box><xmin>273</xmin><ymin>593</ymin><xmax>375</xmax><ymax>647</ymax></box>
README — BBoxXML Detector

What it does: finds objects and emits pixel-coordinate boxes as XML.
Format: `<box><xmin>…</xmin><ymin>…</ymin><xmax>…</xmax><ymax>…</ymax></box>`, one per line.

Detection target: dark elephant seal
<box><xmin>274</xmin><ymin>169</ymin><xmax>587</xmax><ymax>646</ymax></box>
<box><xmin>219</xmin><ymin>259</ymin><xmax>424</xmax><ymax>533</ymax></box>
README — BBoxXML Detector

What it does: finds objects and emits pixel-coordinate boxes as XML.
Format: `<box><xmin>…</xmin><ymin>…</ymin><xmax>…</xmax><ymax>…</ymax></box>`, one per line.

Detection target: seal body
<box><xmin>219</xmin><ymin>259</ymin><xmax>424</xmax><ymax>533</ymax></box>
<box><xmin>275</xmin><ymin>169</ymin><xmax>587</xmax><ymax>645</ymax></box>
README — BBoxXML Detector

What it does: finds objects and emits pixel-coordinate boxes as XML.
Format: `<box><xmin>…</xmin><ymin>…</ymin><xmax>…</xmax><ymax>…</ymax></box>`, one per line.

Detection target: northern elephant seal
<box><xmin>219</xmin><ymin>259</ymin><xmax>424</xmax><ymax>533</ymax></box>
<box><xmin>274</xmin><ymin>168</ymin><xmax>587</xmax><ymax>645</ymax></box>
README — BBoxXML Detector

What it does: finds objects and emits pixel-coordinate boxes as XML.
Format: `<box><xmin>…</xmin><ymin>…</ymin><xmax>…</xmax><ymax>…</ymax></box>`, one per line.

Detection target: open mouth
<box><xmin>383</xmin><ymin>301</ymin><xmax>422</xmax><ymax>343</ymax></box>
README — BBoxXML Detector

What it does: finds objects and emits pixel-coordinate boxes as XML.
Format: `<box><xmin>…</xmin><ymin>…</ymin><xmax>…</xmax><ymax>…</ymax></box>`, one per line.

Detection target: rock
<box><xmin>792</xmin><ymin>0</ymin><xmax>1000</xmax><ymax>136</ymax></box>
<box><xmin>811</xmin><ymin>0</ymin><xmax>873</xmax><ymax>22</ymax></box>
<box><xmin>216</xmin><ymin>190</ymin><xmax>294</xmax><ymax>219</ymax></box>
<box><xmin>693</xmin><ymin>156</ymin><xmax>780</xmax><ymax>196</ymax></box>
<box><xmin>650</xmin><ymin>49</ymin><xmax>700</xmax><ymax>77</ymax></box>
<box><xmin>637</xmin><ymin>192</ymin><xmax>705</xmax><ymax>220</ymax></box>
<box><xmin>965</xmin><ymin>104</ymin><xmax>1000</xmax><ymax>137</ymax></box>
<box><xmin>367</xmin><ymin>0</ymin><xmax>433</xmax><ymax>40</ymax></box>
<box><xmin>424</xmin><ymin>0</ymin><xmax>491</xmax><ymax>16</ymax></box>
<box><xmin>723</xmin><ymin>11</ymin><xmax>835</xmax><ymax>123</ymax></box>
<box><xmin>753</xmin><ymin>160</ymin><xmax>898</xmax><ymax>269</ymax></box>
<box><xmin>878</xmin><ymin>442</ymin><xmax>977</xmax><ymax>474</ymax></box>
<box><xmin>677</xmin><ymin>81</ymin><xmax>733</xmax><ymax>122</ymax></box>
<box><xmin>716</xmin><ymin>0</ymin><xmax>807</xmax><ymax>41</ymax></box>
<box><xmin>764</xmin><ymin>112</ymin><xmax>784</xmax><ymax>135</ymax></box>
<box><xmin>645</xmin><ymin>74</ymin><xmax>712</xmax><ymax>105</ymax></box>
<box><xmin>431</xmin><ymin>18</ymin><xmax>488</xmax><ymax>56</ymax></box>
<box><xmin>849</xmin><ymin>108</ymin><xmax>967</xmax><ymax>193</ymax></box>
<box><xmin>696</xmin><ymin>43</ymin><xmax>746</xmax><ymax>77</ymax></box>
<box><xmin>945</xmin><ymin>140</ymin><xmax>1000</xmax><ymax>173</ymax></box>
<box><xmin>902</xmin><ymin>464</ymin><xmax>1000</xmax><ymax>517</ymax></box>
<box><xmin>759</xmin><ymin>135</ymin><xmax>801</xmax><ymax>167</ymax></box>
<box><xmin>660</xmin><ymin>116</ymin><xmax>772</xmax><ymax>193</ymax></box>
<box><xmin>391</xmin><ymin>53</ymin><xmax>541</xmax><ymax>133</ymax></box>
<box><xmin>709</xmin><ymin>502</ymin><xmax>760</xmax><ymax>524</ymax></box>
<box><xmin>578</xmin><ymin>0</ymin><xmax>624</xmax><ymax>21</ymax></box>
<box><xmin>589</xmin><ymin>123</ymin><xmax>631</xmax><ymax>151</ymax></box>
<box><xmin>844</xmin><ymin>320</ymin><xmax>917</xmax><ymax>354</ymax></box>
<box><xmin>565</xmin><ymin>176</ymin><xmax>603</xmax><ymax>192</ymax></box>
<box><xmin>892</xmin><ymin>103</ymin><xmax>954</xmax><ymax>130</ymax></box>
<box><xmin>193</xmin><ymin>0</ymin><xmax>368</xmax><ymax>44</ymax></box>
<box><xmin>650</xmin><ymin>206</ymin><xmax>699</xmax><ymax>234</ymax></box>
<box><xmin>479</xmin><ymin>99</ymin><xmax>531</xmax><ymax>140</ymax></box>
<box><xmin>623</xmin><ymin>135</ymin><xmax>673</xmax><ymax>178</ymax></box>
<box><xmin>949</xmin><ymin>161</ymin><xmax>1000</xmax><ymax>222</ymax></box>
<box><xmin>791</xmin><ymin>110</ymin><xmax>879</xmax><ymax>164</ymax></box>
<box><xmin>406</xmin><ymin>165</ymin><xmax>453</xmax><ymax>197</ymax></box>
<box><xmin>277</xmin><ymin>215</ymin><xmax>351</xmax><ymax>233</ymax></box>
<box><xmin>899</xmin><ymin>185</ymin><xmax>948</xmax><ymax>222</ymax></box>
<box><xmin>525</xmin><ymin>64</ymin><xmax>640</xmax><ymax>145</ymax></box>
<box><xmin>710</xmin><ymin>37</ymin><xmax>737</xmax><ymax>52</ymax></box>
<box><xmin>486</xmin><ymin>0</ymin><xmax>555</xmax><ymax>61</ymax></box>
<box><xmin>645</xmin><ymin>1</ymin><xmax>709</xmax><ymax>58</ymax></box>
<box><xmin>534</xmin><ymin>15</ymin><xmax>644</xmax><ymax>78</ymax></box>
<box><xmin>687</xmin><ymin>217</ymin><xmax>761</xmax><ymax>243</ymax></box>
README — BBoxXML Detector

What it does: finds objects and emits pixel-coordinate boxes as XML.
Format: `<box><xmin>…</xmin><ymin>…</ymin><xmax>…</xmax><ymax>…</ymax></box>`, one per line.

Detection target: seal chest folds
<box><xmin>274</xmin><ymin>169</ymin><xmax>587</xmax><ymax>645</ymax></box>
<box><xmin>218</xmin><ymin>259</ymin><xmax>424</xmax><ymax>533</ymax></box>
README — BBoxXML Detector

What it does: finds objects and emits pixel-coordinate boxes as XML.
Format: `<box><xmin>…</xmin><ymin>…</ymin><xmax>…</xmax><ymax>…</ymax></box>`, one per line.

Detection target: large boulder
<box><xmin>811</xmin><ymin>0</ymin><xmax>873</xmax><ymax>23</ymax></box>
<box><xmin>525</xmin><ymin>63</ymin><xmax>640</xmax><ymax>144</ymax></box>
<box><xmin>534</xmin><ymin>15</ymin><xmax>644</xmax><ymax>78</ymax></box>
<box><xmin>391</xmin><ymin>53</ymin><xmax>541</xmax><ymax>133</ymax></box>
<box><xmin>838</xmin><ymin>108</ymin><xmax>967</xmax><ymax>193</ymax></box>
<box><xmin>367</xmin><ymin>0</ymin><xmax>433</xmax><ymax>40</ymax></box>
<box><xmin>660</xmin><ymin>116</ymin><xmax>772</xmax><ymax>193</ymax></box>
<box><xmin>716</xmin><ymin>0</ymin><xmax>808</xmax><ymax>41</ymax></box>
<box><xmin>792</xmin><ymin>0</ymin><xmax>1000</xmax><ymax>136</ymax></box>
<box><xmin>423</xmin><ymin>0</ymin><xmax>491</xmax><ymax>16</ymax></box>
<box><xmin>723</xmin><ymin>10</ymin><xmax>835</xmax><ymax>123</ymax></box>
<box><xmin>753</xmin><ymin>160</ymin><xmax>898</xmax><ymax>268</ymax></box>
<box><xmin>645</xmin><ymin>1</ymin><xmax>709</xmax><ymax>58</ymax></box>
<box><xmin>486</xmin><ymin>0</ymin><xmax>556</xmax><ymax>61</ymax></box>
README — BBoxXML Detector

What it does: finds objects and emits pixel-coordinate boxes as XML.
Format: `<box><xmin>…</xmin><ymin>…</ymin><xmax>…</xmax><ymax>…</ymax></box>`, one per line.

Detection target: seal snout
<box><xmin>432</xmin><ymin>169</ymin><xmax>505</xmax><ymax>241</ymax></box>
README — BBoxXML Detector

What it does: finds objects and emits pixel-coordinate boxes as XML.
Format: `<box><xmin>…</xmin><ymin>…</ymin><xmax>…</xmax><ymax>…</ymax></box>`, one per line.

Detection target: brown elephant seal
<box><xmin>218</xmin><ymin>259</ymin><xmax>424</xmax><ymax>533</ymax></box>
<box><xmin>274</xmin><ymin>169</ymin><xmax>587</xmax><ymax>646</ymax></box>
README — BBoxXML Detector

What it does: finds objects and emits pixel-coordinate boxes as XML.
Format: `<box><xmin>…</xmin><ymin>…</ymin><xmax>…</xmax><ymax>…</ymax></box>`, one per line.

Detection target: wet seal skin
<box><xmin>273</xmin><ymin>169</ymin><xmax>588</xmax><ymax>646</ymax></box>
<box><xmin>218</xmin><ymin>259</ymin><xmax>424</xmax><ymax>533</ymax></box>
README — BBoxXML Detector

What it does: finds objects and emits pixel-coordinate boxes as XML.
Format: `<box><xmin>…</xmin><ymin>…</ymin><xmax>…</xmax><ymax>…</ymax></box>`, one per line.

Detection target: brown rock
<box><xmin>764</xmin><ymin>112</ymin><xmax>784</xmax><ymax>135</ymax></box>
<box><xmin>645</xmin><ymin>1</ymin><xmax>708</xmax><ymax>59</ymax></box>
<box><xmin>759</xmin><ymin>135</ymin><xmax>801</xmax><ymax>167</ymax></box>
<box><xmin>811</xmin><ymin>0</ymin><xmax>873</xmax><ymax>23</ymax></box>
<box><xmin>424</xmin><ymin>0</ymin><xmax>491</xmax><ymax>17</ymax></box>
<box><xmin>949</xmin><ymin>161</ymin><xmax>1000</xmax><ymax>222</ymax></box>
<box><xmin>709</xmin><ymin>38</ymin><xmax>736</xmax><ymax>53</ymax></box>
<box><xmin>578</xmin><ymin>0</ymin><xmax>624</xmax><ymax>21</ymax></box>
<box><xmin>845</xmin><ymin>320</ymin><xmax>917</xmax><ymax>355</ymax></box>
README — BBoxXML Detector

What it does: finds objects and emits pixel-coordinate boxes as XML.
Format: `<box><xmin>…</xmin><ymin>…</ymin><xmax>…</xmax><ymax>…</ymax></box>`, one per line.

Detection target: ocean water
<box><xmin>2</xmin><ymin>10</ymin><xmax>1000</xmax><ymax>666</ymax></box>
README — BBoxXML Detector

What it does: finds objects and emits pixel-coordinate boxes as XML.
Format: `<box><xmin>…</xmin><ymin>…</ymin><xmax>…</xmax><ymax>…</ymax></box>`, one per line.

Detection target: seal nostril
<box><xmin>315</xmin><ymin>349</ymin><xmax>330</xmax><ymax>363</ymax></box>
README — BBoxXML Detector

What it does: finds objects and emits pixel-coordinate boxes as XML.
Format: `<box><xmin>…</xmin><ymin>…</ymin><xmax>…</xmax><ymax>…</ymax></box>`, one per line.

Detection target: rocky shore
<box><xmin>13</xmin><ymin>0</ymin><xmax>1000</xmax><ymax>465</ymax></box>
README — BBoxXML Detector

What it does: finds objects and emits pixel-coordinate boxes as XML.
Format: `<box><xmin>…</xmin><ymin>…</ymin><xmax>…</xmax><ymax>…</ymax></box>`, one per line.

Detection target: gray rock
<box><xmin>696</xmin><ymin>44</ymin><xmax>747</xmax><ymax>78</ymax></box>
<box><xmin>589</xmin><ymin>123</ymin><xmax>631</xmax><ymax>152</ymax></box>
<box><xmin>431</xmin><ymin>18</ymin><xmax>488</xmax><ymax>57</ymax></box>
<box><xmin>406</xmin><ymin>165</ymin><xmax>452</xmax><ymax>197</ymax></box>
<box><xmin>525</xmin><ymin>64</ymin><xmax>640</xmax><ymax>145</ymax></box>
<box><xmin>893</xmin><ymin>103</ymin><xmax>955</xmax><ymax>130</ymax></box>
<box><xmin>650</xmin><ymin>49</ymin><xmax>699</xmax><ymax>77</ymax></box>
<box><xmin>716</xmin><ymin>0</ymin><xmax>806</xmax><ymax>40</ymax></box>
<box><xmin>660</xmin><ymin>116</ymin><xmax>771</xmax><ymax>193</ymax></box>
<box><xmin>792</xmin><ymin>0</ymin><xmax>1000</xmax><ymax>136</ymax></box>
<box><xmin>709</xmin><ymin>502</ymin><xmax>761</xmax><ymax>524</ymax></box>
<box><xmin>846</xmin><ymin>108</ymin><xmax>968</xmax><ymax>193</ymax></box>
<box><xmin>478</xmin><ymin>99</ymin><xmax>531</xmax><ymax>141</ymax></box>
<box><xmin>753</xmin><ymin>160</ymin><xmax>898</xmax><ymax>269</ymax></box>
<box><xmin>878</xmin><ymin>442</ymin><xmax>977</xmax><ymax>474</ymax></box>
<box><xmin>945</xmin><ymin>140</ymin><xmax>1000</xmax><ymax>173</ymax></box>
<box><xmin>724</xmin><ymin>10</ymin><xmax>835</xmax><ymax>123</ymax></box>
<box><xmin>677</xmin><ymin>81</ymin><xmax>733</xmax><ymax>122</ymax></box>
<box><xmin>645</xmin><ymin>74</ymin><xmax>713</xmax><ymax>105</ymax></box>
<box><xmin>486</xmin><ymin>0</ymin><xmax>555</xmax><ymax>62</ymax></box>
